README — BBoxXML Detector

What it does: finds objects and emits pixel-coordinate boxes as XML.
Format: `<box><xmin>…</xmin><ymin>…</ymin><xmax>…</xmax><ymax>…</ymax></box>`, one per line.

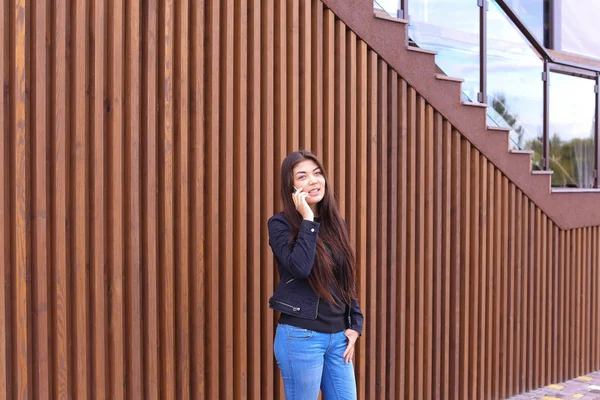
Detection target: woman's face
<box><xmin>292</xmin><ymin>159</ymin><xmax>326</xmax><ymax>205</ymax></box>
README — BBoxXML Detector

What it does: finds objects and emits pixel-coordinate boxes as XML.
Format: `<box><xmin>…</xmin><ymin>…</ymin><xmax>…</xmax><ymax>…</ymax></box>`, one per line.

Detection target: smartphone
<box><xmin>292</xmin><ymin>186</ymin><xmax>298</xmax><ymax>193</ymax></box>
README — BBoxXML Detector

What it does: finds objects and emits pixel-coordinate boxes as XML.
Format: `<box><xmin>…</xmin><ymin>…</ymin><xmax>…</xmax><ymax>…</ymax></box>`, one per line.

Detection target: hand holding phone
<box><xmin>291</xmin><ymin>186</ymin><xmax>314</xmax><ymax>220</ymax></box>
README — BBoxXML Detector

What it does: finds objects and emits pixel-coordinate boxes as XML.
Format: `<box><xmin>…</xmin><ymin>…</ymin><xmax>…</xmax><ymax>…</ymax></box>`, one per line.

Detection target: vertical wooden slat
<box><xmin>449</xmin><ymin>129</ymin><xmax>461</xmax><ymax>400</ymax></box>
<box><xmin>259</xmin><ymin>0</ymin><xmax>274</xmax><ymax>396</ymax></box>
<box><xmin>415</xmin><ymin>95</ymin><xmax>426</xmax><ymax>400</ymax></box>
<box><xmin>395</xmin><ymin>78</ymin><xmax>408</xmax><ymax>400</ymax></box>
<box><xmin>459</xmin><ymin>139</ymin><xmax>471</xmax><ymax>400</ymax></box>
<box><xmin>311</xmin><ymin>0</ymin><xmax>323</xmax><ymax>155</ymax></box>
<box><xmin>108</xmin><ymin>0</ymin><xmax>125</xmax><ymax>396</ymax></box>
<box><xmin>366</xmin><ymin>49</ymin><xmax>378</xmax><ymax>400</ymax></box>
<box><xmin>175</xmin><ymin>0</ymin><xmax>190</xmax><ymax>396</ymax></box>
<box><xmin>299</xmin><ymin>0</ymin><xmax>311</xmax><ymax>149</ymax></box>
<box><xmin>355</xmin><ymin>40</ymin><xmax>368</xmax><ymax>400</ymax></box>
<box><xmin>432</xmin><ymin>112</ymin><xmax>443</xmax><ymax>400</ymax></box>
<box><xmin>205</xmin><ymin>0</ymin><xmax>221</xmax><ymax>396</ymax></box>
<box><xmin>322</xmin><ymin>10</ymin><xmax>334</xmax><ymax>177</ymax></box>
<box><xmin>32</xmin><ymin>0</ymin><xmax>50</xmax><ymax>397</ymax></box>
<box><xmin>126</xmin><ymin>0</ymin><xmax>143</xmax><ymax>396</ymax></box>
<box><xmin>440</xmin><ymin>119</ymin><xmax>452</xmax><ymax>400</ymax></box>
<box><xmin>286</xmin><ymin>0</ymin><xmax>298</xmax><ymax>152</ymax></box>
<box><xmin>385</xmin><ymin>68</ymin><xmax>397</xmax><ymax>400</ymax></box>
<box><xmin>477</xmin><ymin>154</ymin><xmax>488</xmax><ymax>400</ymax></box>
<box><xmin>233</xmin><ymin>0</ymin><xmax>248</xmax><ymax>399</ymax></box>
<box><xmin>423</xmin><ymin>104</ymin><xmax>434</xmax><ymax>400</ymax></box>
<box><xmin>143</xmin><ymin>0</ymin><xmax>160</xmax><ymax>396</ymax></box>
<box><xmin>53</xmin><ymin>0</ymin><xmax>70</xmax><ymax>396</ymax></box>
<box><xmin>521</xmin><ymin>192</ymin><xmax>529</xmax><ymax>389</ymax></box>
<box><xmin>190</xmin><ymin>0</ymin><xmax>205</xmax><ymax>395</ymax></box>
<box><xmin>334</xmin><ymin>20</ymin><xmax>346</xmax><ymax>216</ymax></box>
<box><xmin>406</xmin><ymin>87</ymin><xmax>417</xmax><ymax>400</ymax></box>
<box><xmin>484</xmin><ymin>162</ymin><xmax>494</xmax><ymax>400</ymax></box>
<box><xmin>493</xmin><ymin>169</ymin><xmax>502</xmax><ymax>398</ymax></box>
<box><xmin>514</xmin><ymin>189</ymin><xmax>523</xmax><ymax>395</ymax></box>
<box><xmin>14</xmin><ymin>0</ymin><xmax>30</xmax><ymax>397</ymax></box>
<box><xmin>274</xmin><ymin>0</ymin><xmax>286</xmax><ymax>211</ymax></box>
<box><xmin>500</xmin><ymin>176</ymin><xmax>509</xmax><ymax>398</ymax></box>
<box><xmin>0</xmin><ymin>0</ymin><xmax>7</xmax><ymax>394</ymax></box>
<box><xmin>375</xmin><ymin>58</ymin><xmax>387</xmax><ymax>399</ymax></box>
<box><xmin>71</xmin><ymin>0</ymin><xmax>88</xmax><ymax>396</ymax></box>
<box><xmin>469</xmin><ymin>148</ymin><xmax>480</xmax><ymax>399</ymax></box>
<box><xmin>160</xmin><ymin>0</ymin><xmax>176</xmax><ymax>396</ymax></box>
<box><xmin>247</xmin><ymin>0</ymin><xmax>261</xmax><ymax>398</ymax></box>
<box><xmin>90</xmin><ymin>0</ymin><xmax>107</xmax><ymax>396</ymax></box>
<box><xmin>506</xmin><ymin>182</ymin><xmax>515</xmax><ymax>396</ymax></box>
<box><xmin>220</xmin><ymin>0</ymin><xmax>234</xmax><ymax>398</ymax></box>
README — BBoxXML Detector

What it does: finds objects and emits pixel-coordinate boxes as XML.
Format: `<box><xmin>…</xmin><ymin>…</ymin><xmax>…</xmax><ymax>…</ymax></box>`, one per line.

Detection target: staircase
<box><xmin>322</xmin><ymin>0</ymin><xmax>600</xmax><ymax>230</ymax></box>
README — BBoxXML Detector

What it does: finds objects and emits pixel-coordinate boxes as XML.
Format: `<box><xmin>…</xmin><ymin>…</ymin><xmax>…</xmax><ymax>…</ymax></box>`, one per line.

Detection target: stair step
<box><xmin>486</xmin><ymin>126</ymin><xmax>511</xmax><ymax>133</ymax></box>
<box><xmin>435</xmin><ymin>74</ymin><xmax>464</xmax><ymax>83</ymax></box>
<box><xmin>510</xmin><ymin>149</ymin><xmax>534</xmax><ymax>155</ymax></box>
<box><xmin>461</xmin><ymin>101</ymin><xmax>487</xmax><ymax>108</ymax></box>
<box><xmin>532</xmin><ymin>170</ymin><xmax>554</xmax><ymax>175</ymax></box>
<box><xmin>374</xmin><ymin>13</ymin><xmax>409</xmax><ymax>25</ymax></box>
<box><xmin>407</xmin><ymin>45</ymin><xmax>438</xmax><ymax>55</ymax></box>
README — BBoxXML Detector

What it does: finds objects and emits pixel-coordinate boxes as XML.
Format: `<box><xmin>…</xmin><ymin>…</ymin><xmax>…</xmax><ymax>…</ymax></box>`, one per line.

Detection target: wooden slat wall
<box><xmin>1</xmin><ymin>1</ymin><xmax>600</xmax><ymax>399</ymax></box>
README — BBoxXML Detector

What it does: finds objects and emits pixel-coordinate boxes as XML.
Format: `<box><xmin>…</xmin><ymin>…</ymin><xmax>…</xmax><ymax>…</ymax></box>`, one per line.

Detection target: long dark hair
<box><xmin>279</xmin><ymin>150</ymin><xmax>356</xmax><ymax>305</ymax></box>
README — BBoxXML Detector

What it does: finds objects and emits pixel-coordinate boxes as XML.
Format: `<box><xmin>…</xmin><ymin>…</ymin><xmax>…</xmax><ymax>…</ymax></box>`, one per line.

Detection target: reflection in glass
<box><xmin>547</xmin><ymin>73</ymin><xmax>596</xmax><ymax>188</ymax></box>
<box><xmin>487</xmin><ymin>0</ymin><xmax>543</xmax><ymax>167</ymax></box>
<box><xmin>503</xmin><ymin>0</ymin><xmax>545</xmax><ymax>43</ymax></box>
<box><xmin>374</xmin><ymin>0</ymin><xmax>400</xmax><ymax>17</ymax></box>
<box><xmin>556</xmin><ymin>0</ymin><xmax>600</xmax><ymax>60</ymax></box>
<box><xmin>408</xmin><ymin>0</ymin><xmax>480</xmax><ymax>101</ymax></box>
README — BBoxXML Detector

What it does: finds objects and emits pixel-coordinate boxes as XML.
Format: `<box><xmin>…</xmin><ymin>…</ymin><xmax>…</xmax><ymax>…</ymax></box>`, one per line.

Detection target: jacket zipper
<box><xmin>314</xmin><ymin>297</ymin><xmax>320</xmax><ymax>319</ymax></box>
<box><xmin>275</xmin><ymin>300</ymin><xmax>300</xmax><ymax>312</ymax></box>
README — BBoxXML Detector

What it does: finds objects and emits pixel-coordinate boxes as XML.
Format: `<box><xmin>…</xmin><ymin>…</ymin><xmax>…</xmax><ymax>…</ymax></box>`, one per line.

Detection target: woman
<box><xmin>268</xmin><ymin>150</ymin><xmax>364</xmax><ymax>400</ymax></box>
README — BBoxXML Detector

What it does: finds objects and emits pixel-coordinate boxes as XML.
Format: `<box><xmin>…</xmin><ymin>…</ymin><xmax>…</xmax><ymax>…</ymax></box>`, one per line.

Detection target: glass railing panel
<box><xmin>502</xmin><ymin>0</ymin><xmax>544</xmax><ymax>43</ymax></box>
<box><xmin>554</xmin><ymin>0</ymin><xmax>600</xmax><ymax>60</ymax></box>
<box><xmin>374</xmin><ymin>0</ymin><xmax>400</xmax><ymax>18</ymax></box>
<box><xmin>408</xmin><ymin>0</ymin><xmax>480</xmax><ymax>101</ymax></box>
<box><xmin>548</xmin><ymin>72</ymin><xmax>596</xmax><ymax>188</ymax></box>
<box><xmin>487</xmin><ymin>0</ymin><xmax>543</xmax><ymax>167</ymax></box>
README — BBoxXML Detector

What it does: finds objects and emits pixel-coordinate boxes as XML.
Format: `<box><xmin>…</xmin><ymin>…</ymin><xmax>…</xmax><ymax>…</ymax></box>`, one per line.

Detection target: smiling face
<box><xmin>292</xmin><ymin>159</ymin><xmax>326</xmax><ymax>206</ymax></box>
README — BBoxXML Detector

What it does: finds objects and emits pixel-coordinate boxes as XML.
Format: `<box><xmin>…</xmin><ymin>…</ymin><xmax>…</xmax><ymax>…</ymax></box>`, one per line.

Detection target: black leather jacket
<box><xmin>267</xmin><ymin>212</ymin><xmax>364</xmax><ymax>335</ymax></box>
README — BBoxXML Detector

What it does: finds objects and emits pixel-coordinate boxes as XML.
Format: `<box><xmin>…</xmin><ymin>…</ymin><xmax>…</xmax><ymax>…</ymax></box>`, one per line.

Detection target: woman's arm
<box><xmin>268</xmin><ymin>215</ymin><xmax>320</xmax><ymax>279</ymax></box>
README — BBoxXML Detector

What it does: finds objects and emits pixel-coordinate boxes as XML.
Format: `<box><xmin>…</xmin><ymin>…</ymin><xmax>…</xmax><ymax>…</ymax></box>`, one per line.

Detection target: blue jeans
<box><xmin>274</xmin><ymin>324</ymin><xmax>357</xmax><ymax>400</ymax></box>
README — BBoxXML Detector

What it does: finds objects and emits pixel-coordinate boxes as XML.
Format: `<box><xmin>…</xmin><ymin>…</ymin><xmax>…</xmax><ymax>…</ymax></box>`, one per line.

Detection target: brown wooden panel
<box><xmin>143</xmin><ymin>0</ymin><xmax>160</xmax><ymax>397</ymax></box>
<box><xmin>365</xmin><ymin>49</ymin><xmax>378</xmax><ymax>400</ymax></box>
<box><xmin>52</xmin><ymin>0</ymin><xmax>70</xmax><ymax>396</ymax></box>
<box><xmin>440</xmin><ymin>120</ymin><xmax>452</xmax><ymax>400</ymax></box>
<box><xmin>206</xmin><ymin>0</ymin><xmax>221</xmax><ymax>397</ymax></box>
<box><xmin>71</xmin><ymin>0</ymin><xmax>89</xmax><ymax>395</ymax></box>
<box><xmin>469</xmin><ymin>148</ymin><xmax>480</xmax><ymax>399</ymax></box>
<box><xmin>233</xmin><ymin>0</ymin><xmax>248</xmax><ymax>399</ymax></box>
<box><xmin>376</xmin><ymin>58</ymin><xmax>387</xmax><ymax>399</ymax></box>
<box><xmin>3</xmin><ymin>2</ymin><xmax>600</xmax><ymax>398</ymax></box>
<box><xmin>355</xmin><ymin>39</ymin><xmax>368</xmax><ymax>400</ymax></box>
<box><xmin>423</xmin><ymin>104</ymin><xmax>434</xmax><ymax>400</ymax></box>
<box><xmin>334</xmin><ymin>20</ymin><xmax>346</xmax><ymax>216</ymax></box>
<box><xmin>385</xmin><ymin>68</ymin><xmax>398</xmax><ymax>400</ymax></box>
<box><xmin>14</xmin><ymin>0</ymin><xmax>30</xmax><ymax>396</ymax></box>
<box><xmin>0</xmin><ymin>1</ymin><xmax>7</xmax><ymax>395</ymax></box>
<box><xmin>90</xmin><ymin>0</ymin><xmax>108</xmax><ymax>396</ymax></box>
<box><xmin>247</xmin><ymin>0</ymin><xmax>262</xmax><ymax>398</ymax></box>
<box><xmin>406</xmin><ymin>87</ymin><xmax>417</xmax><ymax>400</ymax></box>
<box><xmin>300</xmin><ymin>0</ymin><xmax>312</xmax><ymax>150</ymax></box>
<box><xmin>31</xmin><ymin>0</ymin><xmax>50</xmax><ymax>397</ymax></box>
<box><xmin>126</xmin><ymin>0</ymin><xmax>143</xmax><ymax>396</ymax></box>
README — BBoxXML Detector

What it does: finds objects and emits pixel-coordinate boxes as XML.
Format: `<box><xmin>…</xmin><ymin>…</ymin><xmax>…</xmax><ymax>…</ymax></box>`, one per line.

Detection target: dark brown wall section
<box><xmin>1</xmin><ymin>1</ymin><xmax>599</xmax><ymax>399</ymax></box>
